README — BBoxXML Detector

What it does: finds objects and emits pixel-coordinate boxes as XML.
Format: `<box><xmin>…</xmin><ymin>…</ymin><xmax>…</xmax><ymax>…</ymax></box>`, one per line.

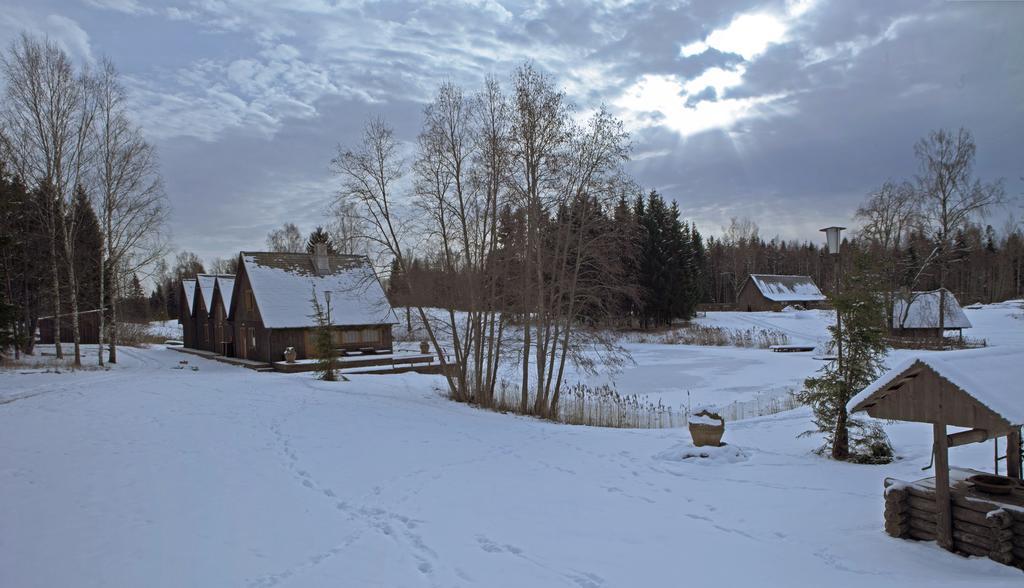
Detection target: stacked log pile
<box><xmin>883</xmin><ymin>478</ymin><xmax>1023</xmax><ymax>569</ymax></box>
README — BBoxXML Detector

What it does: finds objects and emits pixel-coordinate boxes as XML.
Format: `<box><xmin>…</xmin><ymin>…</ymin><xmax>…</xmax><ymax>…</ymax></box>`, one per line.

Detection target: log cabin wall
<box><xmin>883</xmin><ymin>477</ymin><xmax>1024</xmax><ymax>569</ymax></box>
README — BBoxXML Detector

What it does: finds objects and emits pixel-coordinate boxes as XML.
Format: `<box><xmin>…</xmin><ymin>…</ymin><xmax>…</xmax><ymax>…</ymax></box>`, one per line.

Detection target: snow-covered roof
<box><xmin>747</xmin><ymin>274</ymin><xmax>826</xmax><ymax>302</ymax></box>
<box><xmin>181</xmin><ymin>279</ymin><xmax>196</xmax><ymax>316</ymax></box>
<box><xmin>848</xmin><ymin>348</ymin><xmax>1024</xmax><ymax>426</ymax></box>
<box><xmin>196</xmin><ymin>275</ymin><xmax>216</xmax><ymax>311</ymax></box>
<box><xmin>241</xmin><ymin>252</ymin><xmax>396</xmax><ymax>329</ymax></box>
<box><xmin>214</xmin><ymin>276</ymin><xmax>235</xmax><ymax>310</ymax></box>
<box><xmin>892</xmin><ymin>289</ymin><xmax>971</xmax><ymax>330</ymax></box>
<box><xmin>196</xmin><ymin>274</ymin><xmax>233</xmax><ymax>313</ymax></box>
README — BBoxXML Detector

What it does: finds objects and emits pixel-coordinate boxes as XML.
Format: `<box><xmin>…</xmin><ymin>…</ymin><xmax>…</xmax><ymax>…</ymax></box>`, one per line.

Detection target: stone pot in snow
<box><xmin>688</xmin><ymin>409</ymin><xmax>725</xmax><ymax>447</ymax></box>
<box><xmin>420</xmin><ymin>340</ymin><xmax>430</xmax><ymax>354</ymax></box>
<box><xmin>283</xmin><ymin>347</ymin><xmax>297</xmax><ymax>363</ymax></box>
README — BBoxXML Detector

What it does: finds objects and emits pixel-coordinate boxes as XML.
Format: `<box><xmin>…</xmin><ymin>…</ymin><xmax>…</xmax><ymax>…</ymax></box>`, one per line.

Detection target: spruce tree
<box><xmin>798</xmin><ymin>253</ymin><xmax>892</xmax><ymax>463</ymax></box>
<box><xmin>306</xmin><ymin>226</ymin><xmax>337</xmax><ymax>254</ymax></box>
<box><xmin>309</xmin><ymin>286</ymin><xmax>339</xmax><ymax>381</ymax></box>
<box><xmin>70</xmin><ymin>188</ymin><xmax>102</xmax><ymax>311</ymax></box>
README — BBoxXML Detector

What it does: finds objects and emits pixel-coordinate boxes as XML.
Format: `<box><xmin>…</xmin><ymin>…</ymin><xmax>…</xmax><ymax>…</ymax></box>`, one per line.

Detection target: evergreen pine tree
<box><xmin>309</xmin><ymin>286</ymin><xmax>339</xmax><ymax>381</ymax></box>
<box><xmin>70</xmin><ymin>187</ymin><xmax>102</xmax><ymax>311</ymax></box>
<box><xmin>798</xmin><ymin>253</ymin><xmax>892</xmax><ymax>463</ymax></box>
<box><xmin>306</xmin><ymin>226</ymin><xmax>337</xmax><ymax>254</ymax></box>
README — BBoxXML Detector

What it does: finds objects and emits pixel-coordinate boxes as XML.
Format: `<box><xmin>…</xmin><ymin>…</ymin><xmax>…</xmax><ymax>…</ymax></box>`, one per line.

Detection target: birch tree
<box><xmin>93</xmin><ymin>58</ymin><xmax>166</xmax><ymax>364</ymax></box>
<box><xmin>0</xmin><ymin>34</ymin><xmax>97</xmax><ymax>365</ymax></box>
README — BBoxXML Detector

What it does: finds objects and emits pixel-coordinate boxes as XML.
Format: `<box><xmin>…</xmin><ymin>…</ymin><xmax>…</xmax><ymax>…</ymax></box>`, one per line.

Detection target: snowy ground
<box><xmin>585</xmin><ymin>303</ymin><xmax>1021</xmax><ymax>416</ymax></box>
<box><xmin>148</xmin><ymin>319</ymin><xmax>184</xmax><ymax>340</ymax></box>
<box><xmin>1</xmin><ymin>303</ymin><xmax>1022</xmax><ymax>586</ymax></box>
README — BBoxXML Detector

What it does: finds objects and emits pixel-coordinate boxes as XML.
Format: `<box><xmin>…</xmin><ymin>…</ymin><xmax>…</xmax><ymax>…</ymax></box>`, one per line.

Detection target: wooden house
<box><xmin>38</xmin><ymin>308</ymin><xmax>104</xmax><ymax>344</ymax></box>
<box><xmin>736</xmin><ymin>274</ymin><xmax>826</xmax><ymax>312</ymax></box>
<box><xmin>177</xmin><ymin>278</ymin><xmax>197</xmax><ymax>348</ymax></box>
<box><xmin>192</xmin><ymin>274</ymin><xmax>234</xmax><ymax>352</ymax></box>
<box><xmin>192</xmin><ymin>275</ymin><xmax>215</xmax><ymax>352</ymax></box>
<box><xmin>227</xmin><ymin>247</ymin><xmax>396</xmax><ymax>364</ymax></box>
<box><xmin>849</xmin><ymin>352</ymin><xmax>1023</xmax><ymax>567</ymax></box>
<box><xmin>891</xmin><ymin>288</ymin><xmax>971</xmax><ymax>339</ymax></box>
<box><xmin>210</xmin><ymin>276</ymin><xmax>235</xmax><ymax>356</ymax></box>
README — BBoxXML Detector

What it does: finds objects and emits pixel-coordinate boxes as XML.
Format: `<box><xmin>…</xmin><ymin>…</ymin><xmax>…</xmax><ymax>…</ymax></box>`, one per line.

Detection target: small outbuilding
<box><xmin>37</xmin><ymin>308</ymin><xmax>104</xmax><ymax>344</ymax></box>
<box><xmin>891</xmin><ymin>288</ymin><xmax>971</xmax><ymax>338</ymax></box>
<box><xmin>848</xmin><ymin>350</ymin><xmax>1023</xmax><ymax>567</ymax></box>
<box><xmin>736</xmin><ymin>274</ymin><xmax>826</xmax><ymax>312</ymax></box>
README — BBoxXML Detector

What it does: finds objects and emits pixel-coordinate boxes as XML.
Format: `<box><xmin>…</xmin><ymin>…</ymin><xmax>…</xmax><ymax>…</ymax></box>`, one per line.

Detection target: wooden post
<box><xmin>1008</xmin><ymin>427</ymin><xmax>1022</xmax><ymax>480</ymax></box>
<box><xmin>933</xmin><ymin>422</ymin><xmax>953</xmax><ymax>550</ymax></box>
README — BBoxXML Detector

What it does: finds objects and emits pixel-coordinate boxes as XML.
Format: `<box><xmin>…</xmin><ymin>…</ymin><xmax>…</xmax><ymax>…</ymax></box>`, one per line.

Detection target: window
<box><xmin>342</xmin><ymin>330</ymin><xmax>359</xmax><ymax>344</ymax></box>
<box><xmin>245</xmin><ymin>289</ymin><xmax>254</xmax><ymax>312</ymax></box>
<box><xmin>362</xmin><ymin>328</ymin><xmax>380</xmax><ymax>343</ymax></box>
<box><xmin>249</xmin><ymin>328</ymin><xmax>257</xmax><ymax>350</ymax></box>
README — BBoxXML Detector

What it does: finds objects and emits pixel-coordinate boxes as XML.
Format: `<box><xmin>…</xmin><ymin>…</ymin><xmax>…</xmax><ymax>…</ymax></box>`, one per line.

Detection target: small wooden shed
<box><xmin>848</xmin><ymin>351</ymin><xmax>1023</xmax><ymax>566</ymax></box>
<box><xmin>37</xmin><ymin>308</ymin><xmax>104</xmax><ymax>344</ymax></box>
<box><xmin>891</xmin><ymin>288</ymin><xmax>971</xmax><ymax>339</ymax></box>
<box><xmin>736</xmin><ymin>274</ymin><xmax>826</xmax><ymax>312</ymax></box>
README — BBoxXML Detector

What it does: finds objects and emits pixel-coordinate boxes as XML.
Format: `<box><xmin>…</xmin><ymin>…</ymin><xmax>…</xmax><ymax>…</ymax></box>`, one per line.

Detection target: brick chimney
<box><xmin>313</xmin><ymin>243</ymin><xmax>330</xmax><ymax>275</ymax></box>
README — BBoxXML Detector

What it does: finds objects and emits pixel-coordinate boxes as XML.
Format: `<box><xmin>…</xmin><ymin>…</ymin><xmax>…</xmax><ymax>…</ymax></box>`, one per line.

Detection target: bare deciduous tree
<box><xmin>0</xmin><ymin>33</ymin><xmax>97</xmax><ymax>365</ymax></box>
<box><xmin>265</xmin><ymin>222</ymin><xmax>304</xmax><ymax>253</ymax></box>
<box><xmin>913</xmin><ymin>128</ymin><xmax>1004</xmax><ymax>335</ymax></box>
<box><xmin>93</xmin><ymin>58</ymin><xmax>167</xmax><ymax>364</ymax></box>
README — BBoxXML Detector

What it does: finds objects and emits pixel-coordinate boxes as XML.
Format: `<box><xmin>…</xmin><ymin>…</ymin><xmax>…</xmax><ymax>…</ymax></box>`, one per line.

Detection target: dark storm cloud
<box><xmin>1</xmin><ymin>0</ymin><xmax>1021</xmax><ymax>264</ymax></box>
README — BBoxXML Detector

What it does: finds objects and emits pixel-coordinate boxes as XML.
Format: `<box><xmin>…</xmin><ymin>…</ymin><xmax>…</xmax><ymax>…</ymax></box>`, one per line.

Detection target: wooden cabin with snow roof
<box><xmin>891</xmin><ymin>288</ymin><xmax>971</xmax><ymax>339</ymax></box>
<box><xmin>210</xmin><ymin>276</ymin><xmax>235</xmax><ymax>356</ymax></box>
<box><xmin>192</xmin><ymin>274</ymin><xmax>232</xmax><ymax>353</ymax></box>
<box><xmin>226</xmin><ymin>245</ymin><xmax>396</xmax><ymax>364</ymax></box>
<box><xmin>736</xmin><ymin>274</ymin><xmax>826</xmax><ymax>312</ymax></box>
<box><xmin>177</xmin><ymin>278</ymin><xmax>197</xmax><ymax>348</ymax></box>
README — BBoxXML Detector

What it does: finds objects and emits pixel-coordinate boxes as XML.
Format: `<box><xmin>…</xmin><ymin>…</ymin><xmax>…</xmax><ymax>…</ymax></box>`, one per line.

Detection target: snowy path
<box><xmin>3</xmin><ymin>344</ymin><xmax>1022</xmax><ymax>586</ymax></box>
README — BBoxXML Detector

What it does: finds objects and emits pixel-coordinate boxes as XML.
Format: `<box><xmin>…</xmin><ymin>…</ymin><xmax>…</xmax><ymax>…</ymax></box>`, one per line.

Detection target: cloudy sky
<box><xmin>3</xmin><ymin>0</ymin><xmax>1022</xmax><ymax>265</ymax></box>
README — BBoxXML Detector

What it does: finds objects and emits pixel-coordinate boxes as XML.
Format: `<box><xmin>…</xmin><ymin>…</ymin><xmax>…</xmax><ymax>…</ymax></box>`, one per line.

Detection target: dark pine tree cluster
<box><xmin>627</xmin><ymin>190</ymin><xmax>707</xmax><ymax>328</ymax></box>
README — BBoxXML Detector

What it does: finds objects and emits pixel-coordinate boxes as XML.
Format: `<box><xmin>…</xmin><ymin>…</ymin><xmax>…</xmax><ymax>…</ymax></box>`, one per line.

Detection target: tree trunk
<box><xmin>67</xmin><ymin>256</ymin><xmax>82</xmax><ymax>367</ymax></box>
<box><xmin>832</xmin><ymin>403</ymin><xmax>849</xmax><ymax>460</ymax></box>
<box><xmin>108</xmin><ymin>274</ymin><xmax>118</xmax><ymax>363</ymax></box>
<box><xmin>49</xmin><ymin>225</ymin><xmax>63</xmax><ymax>359</ymax></box>
<box><xmin>97</xmin><ymin>247</ymin><xmax>105</xmax><ymax>366</ymax></box>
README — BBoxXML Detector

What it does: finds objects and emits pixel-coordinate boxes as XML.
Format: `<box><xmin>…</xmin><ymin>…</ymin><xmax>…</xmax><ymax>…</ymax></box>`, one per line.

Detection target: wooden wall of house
<box><xmin>211</xmin><ymin>293</ymin><xmax>233</xmax><ymax>356</ymax></box>
<box><xmin>230</xmin><ymin>264</ymin><xmax>271</xmax><ymax>362</ymax></box>
<box><xmin>227</xmin><ymin>260</ymin><xmax>396</xmax><ymax>363</ymax></box>
<box><xmin>193</xmin><ymin>284</ymin><xmax>213</xmax><ymax>352</ymax></box>
<box><xmin>268</xmin><ymin>325</ymin><xmax>394</xmax><ymax>363</ymax></box>
<box><xmin>736</xmin><ymin>281</ymin><xmax>775</xmax><ymax>312</ymax></box>
<box><xmin>38</xmin><ymin>311</ymin><xmax>102</xmax><ymax>344</ymax></box>
<box><xmin>178</xmin><ymin>283</ymin><xmax>196</xmax><ymax>348</ymax></box>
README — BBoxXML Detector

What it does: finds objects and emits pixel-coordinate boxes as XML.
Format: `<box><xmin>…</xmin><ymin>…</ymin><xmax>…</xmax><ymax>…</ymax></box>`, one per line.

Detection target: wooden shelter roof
<box><xmin>848</xmin><ymin>349</ymin><xmax>1024</xmax><ymax>429</ymax></box>
<box><xmin>892</xmin><ymin>288</ymin><xmax>971</xmax><ymax>330</ymax></box>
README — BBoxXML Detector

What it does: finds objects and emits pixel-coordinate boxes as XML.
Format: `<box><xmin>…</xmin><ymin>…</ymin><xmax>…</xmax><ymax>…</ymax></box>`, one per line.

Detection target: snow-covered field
<box><xmin>1</xmin><ymin>303</ymin><xmax>1022</xmax><ymax>586</ymax></box>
